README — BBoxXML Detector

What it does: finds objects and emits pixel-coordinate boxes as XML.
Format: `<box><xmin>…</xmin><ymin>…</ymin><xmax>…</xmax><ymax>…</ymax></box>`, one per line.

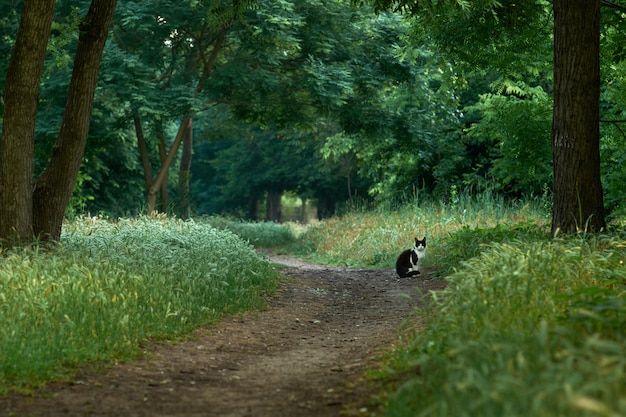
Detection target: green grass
<box><xmin>0</xmin><ymin>215</ymin><xmax>280</xmax><ymax>394</ymax></box>
<box><xmin>384</xmin><ymin>235</ymin><xmax>626</xmax><ymax>417</ymax></box>
<box><xmin>204</xmin><ymin>216</ymin><xmax>298</xmax><ymax>248</ymax></box>
<box><xmin>291</xmin><ymin>191</ymin><xmax>549</xmax><ymax>269</ymax></box>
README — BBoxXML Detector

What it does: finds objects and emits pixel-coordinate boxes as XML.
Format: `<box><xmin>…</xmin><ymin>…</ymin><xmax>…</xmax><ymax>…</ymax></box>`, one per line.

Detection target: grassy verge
<box><xmin>384</xmin><ymin>234</ymin><xmax>626</xmax><ymax>417</ymax></box>
<box><xmin>0</xmin><ymin>215</ymin><xmax>280</xmax><ymax>394</ymax></box>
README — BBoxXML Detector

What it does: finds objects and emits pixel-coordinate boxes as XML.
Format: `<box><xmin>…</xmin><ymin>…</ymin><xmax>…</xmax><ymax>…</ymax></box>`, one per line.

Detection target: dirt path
<box><xmin>1</xmin><ymin>256</ymin><xmax>445</xmax><ymax>417</ymax></box>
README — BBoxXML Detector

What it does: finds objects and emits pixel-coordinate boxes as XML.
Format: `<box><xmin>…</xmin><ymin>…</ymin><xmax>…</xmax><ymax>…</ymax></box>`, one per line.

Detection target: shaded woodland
<box><xmin>2</xmin><ymin>0</ymin><xmax>626</xmax><ymax>239</ymax></box>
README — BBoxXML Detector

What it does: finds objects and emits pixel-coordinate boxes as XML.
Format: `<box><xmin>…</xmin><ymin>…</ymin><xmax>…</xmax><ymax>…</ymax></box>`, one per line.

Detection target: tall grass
<box><xmin>0</xmin><ymin>215</ymin><xmax>280</xmax><ymax>393</ymax></box>
<box><xmin>204</xmin><ymin>216</ymin><xmax>298</xmax><ymax>248</ymax></box>
<box><xmin>385</xmin><ymin>235</ymin><xmax>626</xmax><ymax>417</ymax></box>
<box><xmin>293</xmin><ymin>191</ymin><xmax>549</xmax><ymax>268</ymax></box>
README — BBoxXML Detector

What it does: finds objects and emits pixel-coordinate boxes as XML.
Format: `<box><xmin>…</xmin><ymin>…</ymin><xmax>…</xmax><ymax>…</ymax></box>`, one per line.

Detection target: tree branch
<box><xmin>601</xmin><ymin>0</ymin><xmax>626</xmax><ymax>14</ymax></box>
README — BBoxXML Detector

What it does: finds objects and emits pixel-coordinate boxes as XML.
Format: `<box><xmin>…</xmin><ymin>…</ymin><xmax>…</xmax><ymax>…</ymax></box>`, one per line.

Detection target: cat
<box><xmin>395</xmin><ymin>237</ymin><xmax>426</xmax><ymax>278</ymax></box>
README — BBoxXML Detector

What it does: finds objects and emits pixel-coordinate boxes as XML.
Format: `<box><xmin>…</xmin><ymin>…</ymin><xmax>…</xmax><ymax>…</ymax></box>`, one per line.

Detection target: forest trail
<box><xmin>2</xmin><ymin>256</ymin><xmax>445</xmax><ymax>417</ymax></box>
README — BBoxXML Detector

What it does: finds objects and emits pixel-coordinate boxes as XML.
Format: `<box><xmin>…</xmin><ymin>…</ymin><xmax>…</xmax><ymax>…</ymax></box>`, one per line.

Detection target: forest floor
<box><xmin>1</xmin><ymin>255</ymin><xmax>446</xmax><ymax>417</ymax></box>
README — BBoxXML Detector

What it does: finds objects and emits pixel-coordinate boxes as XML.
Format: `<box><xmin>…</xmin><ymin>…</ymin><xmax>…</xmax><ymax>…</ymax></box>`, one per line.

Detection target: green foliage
<box><xmin>464</xmin><ymin>86</ymin><xmax>553</xmax><ymax>195</ymax></box>
<box><xmin>0</xmin><ymin>216</ymin><xmax>280</xmax><ymax>393</ymax></box>
<box><xmin>600</xmin><ymin>12</ymin><xmax>626</xmax><ymax>217</ymax></box>
<box><xmin>599</xmin><ymin>120</ymin><xmax>626</xmax><ymax>218</ymax></box>
<box><xmin>367</xmin><ymin>0</ymin><xmax>553</xmax><ymax>78</ymax></box>
<box><xmin>192</xmin><ymin>122</ymin><xmax>362</xmax><ymax>218</ymax></box>
<box><xmin>384</xmin><ymin>237</ymin><xmax>626</xmax><ymax>417</ymax></box>
<box><xmin>4</xmin><ymin>0</ymin><xmax>626</xmax><ymax>221</ymax></box>
<box><xmin>432</xmin><ymin>222</ymin><xmax>550</xmax><ymax>276</ymax></box>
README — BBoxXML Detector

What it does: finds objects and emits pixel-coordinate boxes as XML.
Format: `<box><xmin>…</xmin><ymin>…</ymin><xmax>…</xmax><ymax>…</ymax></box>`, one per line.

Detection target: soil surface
<box><xmin>1</xmin><ymin>256</ymin><xmax>446</xmax><ymax>417</ymax></box>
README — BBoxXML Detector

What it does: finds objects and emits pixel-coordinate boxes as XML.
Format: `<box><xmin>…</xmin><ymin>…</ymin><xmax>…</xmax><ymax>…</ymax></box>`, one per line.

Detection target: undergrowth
<box><xmin>0</xmin><ymin>215</ymin><xmax>280</xmax><ymax>394</ymax></box>
<box><xmin>384</xmin><ymin>235</ymin><xmax>626</xmax><ymax>417</ymax></box>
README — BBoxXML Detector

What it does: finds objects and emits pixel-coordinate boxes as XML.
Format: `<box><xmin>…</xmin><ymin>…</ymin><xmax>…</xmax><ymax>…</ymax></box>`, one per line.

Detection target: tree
<box><xmin>551</xmin><ymin>0</ymin><xmax>605</xmax><ymax>234</ymax></box>
<box><xmin>360</xmin><ymin>0</ymin><xmax>608</xmax><ymax>233</ymax></box>
<box><xmin>100</xmin><ymin>0</ymin><xmax>253</xmax><ymax>215</ymax></box>
<box><xmin>0</xmin><ymin>0</ymin><xmax>56</xmax><ymax>242</ymax></box>
<box><xmin>1</xmin><ymin>0</ymin><xmax>118</xmax><ymax>244</ymax></box>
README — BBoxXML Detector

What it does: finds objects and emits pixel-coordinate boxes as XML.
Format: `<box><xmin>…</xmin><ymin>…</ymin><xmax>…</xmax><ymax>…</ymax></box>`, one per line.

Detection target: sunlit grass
<box><xmin>0</xmin><ymin>215</ymin><xmax>280</xmax><ymax>394</ymax></box>
<box><xmin>292</xmin><ymin>191</ymin><xmax>549</xmax><ymax>268</ymax></box>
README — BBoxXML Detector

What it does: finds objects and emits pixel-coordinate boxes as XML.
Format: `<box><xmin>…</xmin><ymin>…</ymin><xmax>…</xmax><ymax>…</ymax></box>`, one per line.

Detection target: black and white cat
<box><xmin>395</xmin><ymin>237</ymin><xmax>426</xmax><ymax>278</ymax></box>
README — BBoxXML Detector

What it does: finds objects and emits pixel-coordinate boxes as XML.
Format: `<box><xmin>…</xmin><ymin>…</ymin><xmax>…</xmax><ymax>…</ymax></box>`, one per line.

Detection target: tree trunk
<box><xmin>317</xmin><ymin>193</ymin><xmax>336</xmax><ymax>220</ymax></box>
<box><xmin>156</xmin><ymin>123</ymin><xmax>169</xmax><ymax>212</ymax></box>
<box><xmin>300</xmin><ymin>198</ymin><xmax>308</xmax><ymax>223</ymax></box>
<box><xmin>0</xmin><ymin>0</ymin><xmax>56</xmax><ymax>242</ymax></box>
<box><xmin>32</xmin><ymin>0</ymin><xmax>118</xmax><ymax>241</ymax></box>
<box><xmin>134</xmin><ymin>111</ymin><xmax>157</xmax><ymax>212</ymax></box>
<box><xmin>145</xmin><ymin>116</ymin><xmax>191</xmax><ymax>215</ymax></box>
<box><xmin>551</xmin><ymin>0</ymin><xmax>605</xmax><ymax>235</ymax></box>
<box><xmin>267</xmin><ymin>191</ymin><xmax>282</xmax><ymax>222</ymax></box>
<box><xmin>247</xmin><ymin>193</ymin><xmax>259</xmax><ymax>220</ymax></box>
<box><xmin>178</xmin><ymin>119</ymin><xmax>193</xmax><ymax>219</ymax></box>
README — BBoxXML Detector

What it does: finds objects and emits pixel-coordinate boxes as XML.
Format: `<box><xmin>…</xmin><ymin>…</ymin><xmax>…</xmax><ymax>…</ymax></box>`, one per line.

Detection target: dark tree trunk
<box><xmin>0</xmin><ymin>0</ymin><xmax>56</xmax><ymax>242</ymax></box>
<box><xmin>267</xmin><ymin>191</ymin><xmax>282</xmax><ymax>222</ymax></box>
<box><xmin>300</xmin><ymin>198</ymin><xmax>308</xmax><ymax>223</ymax></box>
<box><xmin>146</xmin><ymin>116</ymin><xmax>190</xmax><ymax>215</ymax></box>
<box><xmin>32</xmin><ymin>0</ymin><xmax>118</xmax><ymax>242</ymax></box>
<box><xmin>317</xmin><ymin>194</ymin><xmax>336</xmax><ymax>220</ymax></box>
<box><xmin>134</xmin><ymin>111</ymin><xmax>157</xmax><ymax>212</ymax></box>
<box><xmin>551</xmin><ymin>0</ymin><xmax>605</xmax><ymax>235</ymax></box>
<box><xmin>156</xmin><ymin>122</ymin><xmax>169</xmax><ymax>212</ymax></box>
<box><xmin>247</xmin><ymin>193</ymin><xmax>259</xmax><ymax>220</ymax></box>
<box><xmin>178</xmin><ymin>119</ymin><xmax>193</xmax><ymax>219</ymax></box>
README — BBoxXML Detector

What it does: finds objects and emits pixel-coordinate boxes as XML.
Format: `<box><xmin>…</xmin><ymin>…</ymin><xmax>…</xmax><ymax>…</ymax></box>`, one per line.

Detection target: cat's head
<box><xmin>413</xmin><ymin>237</ymin><xmax>426</xmax><ymax>252</ymax></box>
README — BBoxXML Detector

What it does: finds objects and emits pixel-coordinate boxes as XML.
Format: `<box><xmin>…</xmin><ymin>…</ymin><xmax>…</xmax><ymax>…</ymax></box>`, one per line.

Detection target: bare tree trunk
<box><xmin>134</xmin><ymin>111</ymin><xmax>158</xmax><ymax>213</ymax></box>
<box><xmin>32</xmin><ymin>0</ymin><xmax>118</xmax><ymax>242</ymax></box>
<box><xmin>145</xmin><ymin>116</ymin><xmax>191</xmax><ymax>215</ymax></box>
<box><xmin>551</xmin><ymin>0</ymin><xmax>605</xmax><ymax>235</ymax></box>
<box><xmin>300</xmin><ymin>198</ymin><xmax>308</xmax><ymax>223</ymax></box>
<box><xmin>267</xmin><ymin>191</ymin><xmax>282</xmax><ymax>222</ymax></box>
<box><xmin>247</xmin><ymin>192</ymin><xmax>259</xmax><ymax>220</ymax></box>
<box><xmin>156</xmin><ymin>122</ymin><xmax>169</xmax><ymax>212</ymax></box>
<box><xmin>178</xmin><ymin>119</ymin><xmax>193</xmax><ymax>219</ymax></box>
<box><xmin>0</xmin><ymin>0</ymin><xmax>56</xmax><ymax>242</ymax></box>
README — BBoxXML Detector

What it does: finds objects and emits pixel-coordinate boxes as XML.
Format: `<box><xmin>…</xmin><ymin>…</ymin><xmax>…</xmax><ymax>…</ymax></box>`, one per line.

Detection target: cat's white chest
<box><xmin>409</xmin><ymin>247</ymin><xmax>425</xmax><ymax>270</ymax></box>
